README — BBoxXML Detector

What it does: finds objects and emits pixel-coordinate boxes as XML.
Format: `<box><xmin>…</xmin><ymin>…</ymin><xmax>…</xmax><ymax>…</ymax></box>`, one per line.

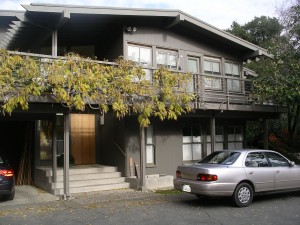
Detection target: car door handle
<box><xmin>249</xmin><ymin>171</ymin><xmax>254</xmax><ymax>174</ymax></box>
<box><xmin>275</xmin><ymin>170</ymin><xmax>280</xmax><ymax>173</ymax></box>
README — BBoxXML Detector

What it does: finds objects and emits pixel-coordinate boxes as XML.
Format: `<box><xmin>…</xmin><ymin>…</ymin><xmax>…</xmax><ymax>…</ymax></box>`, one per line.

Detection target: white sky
<box><xmin>0</xmin><ymin>0</ymin><xmax>286</xmax><ymax>29</ymax></box>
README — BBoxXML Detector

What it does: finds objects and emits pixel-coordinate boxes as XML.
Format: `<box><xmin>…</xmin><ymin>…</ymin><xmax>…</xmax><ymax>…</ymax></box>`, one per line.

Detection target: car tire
<box><xmin>232</xmin><ymin>183</ymin><xmax>253</xmax><ymax>207</ymax></box>
<box><xmin>4</xmin><ymin>189</ymin><xmax>15</xmax><ymax>201</ymax></box>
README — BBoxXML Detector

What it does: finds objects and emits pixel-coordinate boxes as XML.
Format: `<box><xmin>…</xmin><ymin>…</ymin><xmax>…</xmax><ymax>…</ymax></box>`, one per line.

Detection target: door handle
<box><xmin>249</xmin><ymin>171</ymin><xmax>254</xmax><ymax>174</ymax></box>
<box><xmin>275</xmin><ymin>170</ymin><xmax>280</xmax><ymax>173</ymax></box>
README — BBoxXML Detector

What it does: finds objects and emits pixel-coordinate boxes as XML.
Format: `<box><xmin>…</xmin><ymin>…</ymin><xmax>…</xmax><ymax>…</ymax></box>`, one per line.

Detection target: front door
<box><xmin>70</xmin><ymin>114</ymin><xmax>96</xmax><ymax>165</ymax></box>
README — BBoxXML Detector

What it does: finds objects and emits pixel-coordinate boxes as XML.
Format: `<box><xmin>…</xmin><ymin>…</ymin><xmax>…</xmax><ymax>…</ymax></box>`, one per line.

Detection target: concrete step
<box><xmin>55</xmin><ymin>171</ymin><xmax>122</xmax><ymax>182</ymax></box>
<box><xmin>54</xmin><ymin>182</ymin><xmax>131</xmax><ymax>195</ymax></box>
<box><xmin>52</xmin><ymin>165</ymin><xmax>118</xmax><ymax>176</ymax></box>
<box><xmin>53</xmin><ymin>177</ymin><xmax>127</xmax><ymax>188</ymax></box>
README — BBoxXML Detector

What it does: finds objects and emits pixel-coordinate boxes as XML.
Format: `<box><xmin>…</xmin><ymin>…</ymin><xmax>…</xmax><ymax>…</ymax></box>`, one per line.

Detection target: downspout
<box><xmin>210</xmin><ymin>116</ymin><xmax>216</xmax><ymax>153</ymax></box>
<box><xmin>139</xmin><ymin>126</ymin><xmax>146</xmax><ymax>191</ymax></box>
<box><xmin>52</xmin><ymin>116</ymin><xmax>57</xmax><ymax>184</ymax></box>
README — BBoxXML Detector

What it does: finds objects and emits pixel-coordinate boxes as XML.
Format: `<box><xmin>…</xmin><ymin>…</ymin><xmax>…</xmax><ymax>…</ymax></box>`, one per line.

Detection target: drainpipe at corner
<box><xmin>139</xmin><ymin>126</ymin><xmax>146</xmax><ymax>191</ymax></box>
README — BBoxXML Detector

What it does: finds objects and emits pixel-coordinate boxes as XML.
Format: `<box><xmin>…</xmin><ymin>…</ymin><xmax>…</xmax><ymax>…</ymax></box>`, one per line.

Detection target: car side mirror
<box><xmin>289</xmin><ymin>161</ymin><xmax>295</xmax><ymax>167</ymax></box>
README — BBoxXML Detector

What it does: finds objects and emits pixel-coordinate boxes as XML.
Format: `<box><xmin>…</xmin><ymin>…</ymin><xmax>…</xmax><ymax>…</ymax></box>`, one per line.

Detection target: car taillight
<box><xmin>176</xmin><ymin>170</ymin><xmax>182</xmax><ymax>178</ymax></box>
<box><xmin>0</xmin><ymin>169</ymin><xmax>14</xmax><ymax>177</ymax></box>
<box><xmin>196</xmin><ymin>174</ymin><xmax>218</xmax><ymax>181</ymax></box>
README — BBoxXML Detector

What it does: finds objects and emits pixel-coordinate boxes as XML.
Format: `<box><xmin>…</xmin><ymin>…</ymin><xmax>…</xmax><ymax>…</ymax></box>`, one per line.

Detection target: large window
<box><xmin>146</xmin><ymin>125</ymin><xmax>156</xmax><ymax>166</ymax></box>
<box><xmin>156</xmin><ymin>49</ymin><xmax>178</xmax><ymax>70</ymax></box>
<box><xmin>207</xmin><ymin>126</ymin><xmax>224</xmax><ymax>155</ymax></box>
<box><xmin>225</xmin><ymin>62</ymin><xmax>241</xmax><ymax>92</ymax></box>
<box><xmin>204</xmin><ymin>58</ymin><xmax>222</xmax><ymax>90</ymax></box>
<box><xmin>182</xmin><ymin>125</ymin><xmax>202</xmax><ymax>161</ymax></box>
<box><xmin>228</xmin><ymin>126</ymin><xmax>243</xmax><ymax>150</ymax></box>
<box><xmin>128</xmin><ymin>44</ymin><xmax>152</xmax><ymax>81</ymax></box>
<box><xmin>186</xmin><ymin>57</ymin><xmax>200</xmax><ymax>93</ymax></box>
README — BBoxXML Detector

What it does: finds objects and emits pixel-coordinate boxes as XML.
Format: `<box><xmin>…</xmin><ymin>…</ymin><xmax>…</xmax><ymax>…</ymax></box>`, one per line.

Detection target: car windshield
<box><xmin>198</xmin><ymin>151</ymin><xmax>240</xmax><ymax>165</ymax></box>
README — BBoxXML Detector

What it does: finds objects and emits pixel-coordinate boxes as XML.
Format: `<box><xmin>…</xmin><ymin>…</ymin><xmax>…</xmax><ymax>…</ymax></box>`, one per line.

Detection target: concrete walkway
<box><xmin>0</xmin><ymin>185</ymin><xmax>59</xmax><ymax>206</ymax></box>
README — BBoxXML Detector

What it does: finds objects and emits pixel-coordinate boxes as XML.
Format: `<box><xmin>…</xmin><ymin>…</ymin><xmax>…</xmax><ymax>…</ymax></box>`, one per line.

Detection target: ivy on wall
<box><xmin>0</xmin><ymin>50</ymin><xmax>195</xmax><ymax>127</ymax></box>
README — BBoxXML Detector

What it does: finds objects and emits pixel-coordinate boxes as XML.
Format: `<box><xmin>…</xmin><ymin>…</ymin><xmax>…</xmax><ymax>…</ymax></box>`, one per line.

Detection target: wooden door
<box><xmin>70</xmin><ymin>114</ymin><xmax>96</xmax><ymax>165</ymax></box>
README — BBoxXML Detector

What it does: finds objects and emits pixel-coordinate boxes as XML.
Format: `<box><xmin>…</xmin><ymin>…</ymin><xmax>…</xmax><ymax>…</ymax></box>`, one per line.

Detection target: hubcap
<box><xmin>238</xmin><ymin>187</ymin><xmax>250</xmax><ymax>204</ymax></box>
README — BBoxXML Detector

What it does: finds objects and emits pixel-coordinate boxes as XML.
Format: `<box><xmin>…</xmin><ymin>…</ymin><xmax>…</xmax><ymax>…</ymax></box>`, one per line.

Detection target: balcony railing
<box><xmin>3</xmin><ymin>51</ymin><xmax>255</xmax><ymax>110</ymax></box>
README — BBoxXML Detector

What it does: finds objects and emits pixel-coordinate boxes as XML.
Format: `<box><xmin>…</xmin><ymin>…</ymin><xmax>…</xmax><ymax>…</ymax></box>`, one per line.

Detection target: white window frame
<box><xmin>203</xmin><ymin>57</ymin><xmax>222</xmax><ymax>90</ymax></box>
<box><xmin>156</xmin><ymin>48</ymin><xmax>178</xmax><ymax>70</ymax></box>
<box><xmin>225</xmin><ymin>61</ymin><xmax>242</xmax><ymax>93</ymax></box>
<box><xmin>182</xmin><ymin>125</ymin><xmax>202</xmax><ymax>162</ymax></box>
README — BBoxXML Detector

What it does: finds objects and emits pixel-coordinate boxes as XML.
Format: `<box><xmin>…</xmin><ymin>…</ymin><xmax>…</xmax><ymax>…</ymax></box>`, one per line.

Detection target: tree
<box><xmin>0</xmin><ymin>50</ymin><xmax>195</xmax><ymax>127</ymax></box>
<box><xmin>227</xmin><ymin>1</ymin><xmax>300</xmax><ymax>150</ymax></box>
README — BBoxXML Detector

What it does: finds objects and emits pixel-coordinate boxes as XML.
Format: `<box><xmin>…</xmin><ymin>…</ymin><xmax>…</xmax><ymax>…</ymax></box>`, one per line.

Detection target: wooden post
<box><xmin>263</xmin><ymin>119</ymin><xmax>269</xmax><ymax>149</ymax></box>
<box><xmin>63</xmin><ymin>113</ymin><xmax>70</xmax><ymax>199</ymax></box>
<box><xmin>139</xmin><ymin>126</ymin><xmax>146</xmax><ymax>190</ymax></box>
<box><xmin>52</xmin><ymin>116</ymin><xmax>57</xmax><ymax>183</ymax></box>
<box><xmin>210</xmin><ymin>116</ymin><xmax>216</xmax><ymax>153</ymax></box>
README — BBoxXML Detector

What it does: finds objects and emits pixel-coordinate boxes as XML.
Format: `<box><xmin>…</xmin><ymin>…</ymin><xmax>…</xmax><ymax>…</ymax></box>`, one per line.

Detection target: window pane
<box><xmin>157</xmin><ymin>52</ymin><xmax>166</xmax><ymax>66</ymax></box>
<box><xmin>193</xmin><ymin>144</ymin><xmax>202</xmax><ymax>160</ymax></box>
<box><xmin>183</xmin><ymin>136</ymin><xmax>192</xmax><ymax>143</ymax></box>
<box><xmin>140</xmin><ymin>48</ymin><xmax>152</xmax><ymax>66</ymax></box>
<box><xmin>146</xmin><ymin>145</ymin><xmax>154</xmax><ymax>164</ymax></box>
<box><xmin>204</xmin><ymin>61</ymin><xmax>211</xmax><ymax>73</ymax></box>
<box><xmin>225</xmin><ymin>62</ymin><xmax>231</xmax><ymax>75</ymax></box>
<box><xmin>228</xmin><ymin>142</ymin><xmax>236</xmax><ymax>149</ymax></box>
<box><xmin>212</xmin><ymin>78</ymin><xmax>222</xmax><ymax>89</ymax></box>
<box><xmin>215</xmin><ymin>142</ymin><xmax>224</xmax><ymax>151</ymax></box>
<box><xmin>204</xmin><ymin>77</ymin><xmax>212</xmax><ymax>88</ymax></box>
<box><xmin>183</xmin><ymin>144</ymin><xmax>192</xmax><ymax>161</ymax></box>
<box><xmin>212</xmin><ymin>62</ymin><xmax>220</xmax><ymax>75</ymax></box>
<box><xmin>167</xmin><ymin>54</ymin><xmax>177</xmax><ymax>67</ymax></box>
<box><xmin>128</xmin><ymin>46</ymin><xmax>139</xmax><ymax>62</ymax></box>
<box><xmin>232</xmin><ymin>64</ymin><xmax>239</xmax><ymax>75</ymax></box>
<box><xmin>265</xmin><ymin>152</ymin><xmax>290</xmax><ymax>167</ymax></box>
<box><xmin>187</xmin><ymin>58</ymin><xmax>198</xmax><ymax>73</ymax></box>
<box><xmin>216</xmin><ymin>134</ymin><xmax>223</xmax><ymax>142</ymax></box>
<box><xmin>235</xmin><ymin>142</ymin><xmax>243</xmax><ymax>149</ymax></box>
<box><xmin>146</xmin><ymin>125</ymin><xmax>153</xmax><ymax>144</ymax></box>
<box><xmin>228</xmin><ymin>134</ymin><xmax>235</xmax><ymax>142</ymax></box>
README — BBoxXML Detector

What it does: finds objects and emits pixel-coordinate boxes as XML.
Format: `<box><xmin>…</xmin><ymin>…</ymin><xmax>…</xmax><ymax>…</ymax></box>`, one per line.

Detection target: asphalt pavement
<box><xmin>1</xmin><ymin>186</ymin><xmax>300</xmax><ymax>225</ymax></box>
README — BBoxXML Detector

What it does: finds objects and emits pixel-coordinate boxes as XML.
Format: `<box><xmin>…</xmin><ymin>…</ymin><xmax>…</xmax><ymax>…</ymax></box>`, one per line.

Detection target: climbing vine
<box><xmin>0</xmin><ymin>50</ymin><xmax>195</xmax><ymax>127</ymax></box>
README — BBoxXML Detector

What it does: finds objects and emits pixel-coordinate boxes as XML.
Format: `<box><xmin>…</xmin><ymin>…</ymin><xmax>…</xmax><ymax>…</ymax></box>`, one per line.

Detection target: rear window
<box><xmin>199</xmin><ymin>151</ymin><xmax>240</xmax><ymax>165</ymax></box>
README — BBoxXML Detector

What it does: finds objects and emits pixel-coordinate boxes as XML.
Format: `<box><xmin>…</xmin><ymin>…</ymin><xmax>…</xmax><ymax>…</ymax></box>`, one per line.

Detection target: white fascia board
<box><xmin>22</xmin><ymin>4</ymin><xmax>178</xmax><ymax>17</ymax></box>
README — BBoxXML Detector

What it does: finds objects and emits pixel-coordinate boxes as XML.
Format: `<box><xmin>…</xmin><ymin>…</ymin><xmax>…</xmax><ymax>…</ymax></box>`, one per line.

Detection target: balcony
<box><xmin>1</xmin><ymin>51</ymin><xmax>277</xmax><ymax>114</ymax></box>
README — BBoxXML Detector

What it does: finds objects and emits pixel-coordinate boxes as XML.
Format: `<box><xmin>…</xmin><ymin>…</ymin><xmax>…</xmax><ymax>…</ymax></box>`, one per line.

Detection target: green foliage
<box><xmin>0</xmin><ymin>50</ymin><xmax>194</xmax><ymax>127</ymax></box>
<box><xmin>0</xmin><ymin>50</ymin><xmax>45</xmax><ymax>114</ymax></box>
<box><xmin>226</xmin><ymin>16</ymin><xmax>282</xmax><ymax>49</ymax></box>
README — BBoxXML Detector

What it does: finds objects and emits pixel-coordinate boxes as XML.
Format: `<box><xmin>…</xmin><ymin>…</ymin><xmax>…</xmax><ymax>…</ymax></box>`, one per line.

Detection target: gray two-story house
<box><xmin>0</xmin><ymin>3</ymin><xmax>285</xmax><ymax>196</ymax></box>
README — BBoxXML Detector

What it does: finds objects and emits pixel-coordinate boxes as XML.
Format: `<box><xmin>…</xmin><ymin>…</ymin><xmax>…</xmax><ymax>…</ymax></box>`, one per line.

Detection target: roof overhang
<box><xmin>0</xmin><ymin>3</ymin><xmax>271</xmax><ymax>59</ymax></box>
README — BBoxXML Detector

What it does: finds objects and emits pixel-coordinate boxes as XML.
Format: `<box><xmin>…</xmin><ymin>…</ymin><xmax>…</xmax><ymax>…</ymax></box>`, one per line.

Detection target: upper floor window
<box><xmin>128</xmin><ymin>44</ymin><xmax>152</xmax><ymax>81</ymax></box>
<box><xmin>225</xmin><ymin>62</ymin><xmax>241</xmax><ymax>92</ymax></box>
<box><xmin>156</xmin><ymin>49</ymin><xmax>178</xmax><ymax>70</ymax></box>
<box><xmin>128</xmin><ymin>44</ymin><xmax>152</xmax><ymax>67</ymax></box>
<box><xmin>204</xmin><ymin>57</ymin><xmax>222</xmax><ymax>90</ymax></box>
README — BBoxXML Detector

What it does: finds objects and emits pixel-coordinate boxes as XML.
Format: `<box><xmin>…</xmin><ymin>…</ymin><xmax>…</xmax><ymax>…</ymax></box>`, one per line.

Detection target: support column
<box><xmin>263</xmin><ymin>119</ymin><xmax>269</xmax><ymax>150</ymax></box>
<box><xmin>52</xmin><ymin>30</ymin><xmax>58</xmax><ymax>184</ymax></box>
<box><xmin>63</xmin><ymin>113</ymin><xmax>70</xmax><ymax>199</ymax></box>
<box><xmin>52</xmin><ymin>116</ymin><xmax>57</xmax><ymax>183</ymax></box>
<box><xmin>139</xmin><ymin>127</ymin><xmax>146</xmax><ymax>190</ymax></box>
<box><xmin>52</xmin><ymin>30</ymin><xmax>58</xmax><ymax>57</ymax></box>
<box><xmin>210</xmin><ymin>117</ymin><xmax>216</xmax><ymax>153</ymax></box>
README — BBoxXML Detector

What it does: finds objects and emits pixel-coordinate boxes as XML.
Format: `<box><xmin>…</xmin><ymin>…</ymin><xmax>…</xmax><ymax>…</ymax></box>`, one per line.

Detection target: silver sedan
<box><xmin>173</xmin><ymin>149</ymin><xmax>300</xmax><ymax>207</ymax></box>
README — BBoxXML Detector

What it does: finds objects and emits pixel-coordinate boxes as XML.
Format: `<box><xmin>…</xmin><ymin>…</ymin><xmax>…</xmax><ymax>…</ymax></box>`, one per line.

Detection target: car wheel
<box><xmin>4</xmin><ymin>189</ymin><xmax>15</xmax><ymax>201</ymax></box>
<box><xmin>232</xmin><ymin>183</ymin><xmax>253</xmax><ymax>207</ymax></box>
